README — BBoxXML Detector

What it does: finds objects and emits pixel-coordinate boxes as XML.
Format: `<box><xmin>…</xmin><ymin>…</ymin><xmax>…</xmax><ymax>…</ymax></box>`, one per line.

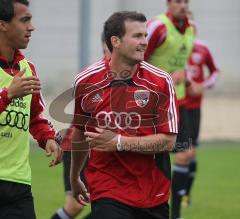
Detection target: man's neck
<box><xmin>109</xmin><ymin>55</ymin><xmax>138</xmax><ymax>80</ymax></box>
<box><xmin>0</xmin><ymin>39</ymin><xmax>15</xmax><ymax>62</ymax></box>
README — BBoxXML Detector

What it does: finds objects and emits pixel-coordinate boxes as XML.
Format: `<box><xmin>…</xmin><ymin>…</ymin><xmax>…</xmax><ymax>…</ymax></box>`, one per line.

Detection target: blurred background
<box><xmin>25</xmin><ymin>0</ymin><xmax>240</xmax><ymax>141</ymax></box>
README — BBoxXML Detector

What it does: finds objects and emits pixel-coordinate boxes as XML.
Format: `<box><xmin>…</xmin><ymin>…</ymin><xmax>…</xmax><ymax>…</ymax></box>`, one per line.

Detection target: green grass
<box><xmin>30</xmin><ymin>141</ymin><xmax>240</xmax><ymax>219</ymax></box>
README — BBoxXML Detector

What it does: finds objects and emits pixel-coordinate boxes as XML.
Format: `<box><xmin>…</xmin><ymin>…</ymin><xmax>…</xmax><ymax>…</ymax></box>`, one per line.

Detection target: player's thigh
<box><xmin>187</xmin><ymin>108</ymin><xmax>201</xmax><ymax>147</ymax></box>
<box><xmin>91</xmin><ymin>198</ymin><xmax>135</xmax><ymax>219</ymax></box>
<box><xmin>175</xmin><ymin>105</ymin><xmax>191</xmax><ymax>152</ymax></box>
<box><xmin>174</xmin><ymin>150</ymin><xmax>192</xmax><ymax>164</ymax></box>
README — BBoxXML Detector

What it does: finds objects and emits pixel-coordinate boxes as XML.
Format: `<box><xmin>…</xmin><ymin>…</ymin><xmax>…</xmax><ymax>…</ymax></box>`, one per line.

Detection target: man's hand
<box><xmin>187</xmin><ymin>81</ymin><xmax>204</xmax><ymax>97</ymax></box>
<box><xmin>45</xmin><ymin>139</ymin><xmax>62</xmax><ymax>167</ymax></box>
<box><xmin>171</xmin><ymin>71</ymin><xmax>185</xmax><ymax>85</ymax></box>
<box><xmin>7</xmin><ymin>69</ymin><xmax>41</xmax><ymax>100</ymax></box>
<box><xmin>84</xmin><ymin>127</ymin><xmax>118</xmax><ymax>152</ymax></box>
<box><xmin>71</xmin><ymin>177</ymin><xmax>90</xmax><ymax>206</ymax></box>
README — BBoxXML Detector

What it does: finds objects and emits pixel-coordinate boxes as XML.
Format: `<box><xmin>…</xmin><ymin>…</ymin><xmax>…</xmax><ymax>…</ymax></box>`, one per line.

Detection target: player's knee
<box><xmin>64</xmin><ymin>194</ymin><xmax>84</xmax><ymax>216</ymax></box>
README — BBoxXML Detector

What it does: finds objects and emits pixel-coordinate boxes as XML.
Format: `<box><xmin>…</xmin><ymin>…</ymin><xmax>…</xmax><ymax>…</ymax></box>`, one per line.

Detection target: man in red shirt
<box><xmin>145</xmin><ymin>1</ymin><xmax>195</xmax><ymax>218</ymax></box>
<box><xmin>0</xmin><ymin>1</ymin><xmax>62</xmax><ymax>218</ymax></box>
<box><xmin>70</xmin><ymin>11</ymin><xmax>178</xmax><ymax>219</ymax></box>
<box><xmin>183</xmin><ymin>38</ymin><xmax>220</xmax><ymax>206</ymax></box>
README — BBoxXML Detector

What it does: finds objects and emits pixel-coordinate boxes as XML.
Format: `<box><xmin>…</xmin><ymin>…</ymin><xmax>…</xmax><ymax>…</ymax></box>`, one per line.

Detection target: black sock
<box><xmin>186</xmin><ymin>160</ymin><xmax>197</xmax><ymax>196</ymax></box>
<box><xmin>171</xmin><ymin>164</ymin><xmax>189</xmax><ymax>219</ymax></box>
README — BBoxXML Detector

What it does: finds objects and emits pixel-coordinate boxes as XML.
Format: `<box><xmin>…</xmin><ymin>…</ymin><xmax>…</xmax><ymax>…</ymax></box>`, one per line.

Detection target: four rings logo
<box><xmin>0</xmin><ymin>110</ymin><xmax>29</xmax><ymax>131</ymax></box>
<box><xmin>95</xmin><ymin>111</ymin><xmax>141</xmax><ymax>130</ymax></box>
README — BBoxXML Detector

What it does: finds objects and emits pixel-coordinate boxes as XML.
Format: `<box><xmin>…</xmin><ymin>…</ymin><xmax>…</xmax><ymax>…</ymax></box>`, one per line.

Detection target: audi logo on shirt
<box><xmin>95</xmin><ymin>111</ymin><xmax>141</xmax><ymax>130</ymax></box>
<box><xmin>0</xmin><ymin>110</ymin><xmax>29</xmax><ymax>131</ymax></box>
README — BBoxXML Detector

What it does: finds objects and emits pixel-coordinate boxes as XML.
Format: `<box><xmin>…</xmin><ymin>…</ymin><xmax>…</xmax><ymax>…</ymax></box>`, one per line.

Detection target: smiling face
<box><xmin>167</xmin><ymin>0</ymin><xmax>189</xmax><ymax>21</ymax></box>
<box><xmin>115</xmin><ymin>20</ymin><xmax>148</xmax><ymax>65</ymax></box>
<box><xmin>4</xmin><ymin>2</ymin><xmax>34</xmax><ymax>49</ymax></box>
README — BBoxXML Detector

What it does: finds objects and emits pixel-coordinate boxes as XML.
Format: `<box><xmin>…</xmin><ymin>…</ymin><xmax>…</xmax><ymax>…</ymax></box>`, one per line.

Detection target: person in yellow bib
<box><xmin>145</xmin><ymin>1</ymin><xmax>195</xmax><ymax>218</ymax></box>
<box><xmin>0</xmin><ymin>1</ymin><xmax>62</xmax><ymax>218</ymax></box>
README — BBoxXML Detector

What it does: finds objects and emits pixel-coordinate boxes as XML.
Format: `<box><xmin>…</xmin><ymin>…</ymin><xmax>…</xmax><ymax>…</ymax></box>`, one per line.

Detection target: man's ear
<box><xmin>111</xmin><ymin>36</ymin><xmax>121</xmax><ymax>50</ymax></box>
<box><xmin>0</xmin><ymin>20</ymin><xmax>8</xmax><ymax>32</ymax></box>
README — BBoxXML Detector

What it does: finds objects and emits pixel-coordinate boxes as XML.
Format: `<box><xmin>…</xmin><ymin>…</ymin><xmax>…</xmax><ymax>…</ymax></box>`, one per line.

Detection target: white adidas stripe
<box><xmin>74</xmin><ymin>61</ymin><xmax>105</xmax><ymax>86</ymax></box>
<box><xmin>73</xmin><ymin>64</ymin><xmax>106</xmax><ymax>97</ymax></box>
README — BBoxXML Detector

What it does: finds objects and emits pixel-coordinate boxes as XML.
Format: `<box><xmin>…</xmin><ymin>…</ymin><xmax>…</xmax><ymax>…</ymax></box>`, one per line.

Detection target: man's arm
<box><xmin>204</xmin><ymin>45</ymin><xmax>220</xmax><ymax>88</ymax></box>
<box><xmin>28</xmin><ymin>62</ymin><xmax>62</xmax><ymax>166</ymax></box>
<box><xmin>122</xmin><ymin>132</ymin><xmax>176</xmax><ymax>153</ymax></box>
<box><xmin>70</xmin><ymin>127</ymin><xmax>90</xmax><ymax>205</ymax></box>
<box><xmin>84</xmin><ymin>128</ymin><xmax>176</xmax><ymax>154</ymax></box>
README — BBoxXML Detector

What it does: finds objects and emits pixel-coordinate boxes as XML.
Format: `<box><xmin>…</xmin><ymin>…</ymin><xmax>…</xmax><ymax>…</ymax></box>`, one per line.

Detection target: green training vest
<box><xmin>147</xmin><ymin>14</ymin><xmax>194</xmax><ymax>100</ymax></box>
<box><xmin>0</xmin><ymin>59</ymin><xmax>33</xmax><ymax>185</ymax></box>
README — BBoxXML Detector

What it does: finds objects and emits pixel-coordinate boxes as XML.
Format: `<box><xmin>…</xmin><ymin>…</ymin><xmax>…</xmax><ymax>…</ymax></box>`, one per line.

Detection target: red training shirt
<box><xmin>73</xmin><ymin>59</ymin><xmax>178</xmax><ymax>208</ymax></box>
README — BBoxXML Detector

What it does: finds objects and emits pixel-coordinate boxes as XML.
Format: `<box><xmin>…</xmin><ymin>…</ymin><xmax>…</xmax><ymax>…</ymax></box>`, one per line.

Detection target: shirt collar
<box><xmin>166</xmin><ymin>12</ymin><xmax>190</xmax><ymax>34</ymax></box>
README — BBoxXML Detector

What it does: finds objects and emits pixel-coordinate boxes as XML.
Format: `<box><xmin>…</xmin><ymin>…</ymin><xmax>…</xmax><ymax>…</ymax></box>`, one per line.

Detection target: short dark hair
<box><xmin>0</xmin><ymin>0</ymin><xmax>29</xmax><ymax>22</ymax></box>
<box><xmin>103</xmin><ymin>11</ymin><xmax>147</xmax><ymax>52</ymax></box>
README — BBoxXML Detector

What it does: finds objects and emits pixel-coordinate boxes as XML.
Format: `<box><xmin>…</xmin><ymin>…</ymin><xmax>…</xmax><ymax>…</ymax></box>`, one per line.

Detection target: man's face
<box><xmin>117</xmin><ymin>20</ymin><xmax>148</xmax><ymax>65</ymax></box>
<box><xmin>167</xmin><ymin>0</ymin><xmax>189</xmax><ymax>21</ymax></box>
<box><xmin>5</xmin><ymin>2</ymin><xmax>34</xmax><ymax>49</ymax></box>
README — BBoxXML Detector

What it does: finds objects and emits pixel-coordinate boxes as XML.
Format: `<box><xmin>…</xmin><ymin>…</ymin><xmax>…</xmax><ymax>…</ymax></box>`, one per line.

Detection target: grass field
<box><xmin>30</xmin><ymin>141</ymin><xmax>240</xmax><ymax>219</ymax></box>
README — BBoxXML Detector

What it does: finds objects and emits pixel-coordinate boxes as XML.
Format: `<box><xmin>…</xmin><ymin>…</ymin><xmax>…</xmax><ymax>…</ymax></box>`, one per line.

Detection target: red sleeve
<box><xmin>28</xmin><ymin>62</ymin><xmax>61</xmax><ymax>149</ymax></box>
<box><xmin>155</xmin><ymin>75</ymin><xmax>178</xmax><ymax>134</ymax></box>
<box><xmin>0</xmin><ymin>88</ymin><xmax>12</xmax><ymax>113</ymax></box>
<box><xmin>72</xmin><ymin>81</ymin><xmax>90</xmax><ymax>130</ymax></box>
<box><xmin>203</xmin><ymin>46</ymin><xmax>220</xmax><ymax>88</ymax></box>
<box><xmin>145</xmin><ymin>19</ymin><xmax>167</xmax><ymax>61</ymax></box>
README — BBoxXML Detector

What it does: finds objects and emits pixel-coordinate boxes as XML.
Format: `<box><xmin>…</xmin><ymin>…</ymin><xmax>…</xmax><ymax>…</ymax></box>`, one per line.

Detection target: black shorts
<box><xmin>92</xmin><ymin>198</ymin><xmax>169</xmax><ymax>219</ymax></box>
<box><xmin>186</xmin><ymin>108</ymin><xmax>201</xmax><ymax>147</ymax></box>
<box><xmin>0</xmin><ymin>180</ymin><xmax>36</xmax><ymax>219</ymax></box>
<box><xmin>63</xmin><ymin>151</ymin><xmax>87</xmax><ymax>192</ymax></box>
<box><xmin>174</xmin><ymin>105</ymin><xmax>191</xmax><ymax>152</ymax></box>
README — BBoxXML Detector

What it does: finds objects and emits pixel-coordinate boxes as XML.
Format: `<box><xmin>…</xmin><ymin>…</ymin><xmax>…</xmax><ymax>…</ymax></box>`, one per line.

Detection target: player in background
<box><xmin>71</xmin><ymin>11</ymin><xmax>178</xmax><ymax>219</ymax></box>
<box><xmin>0</xmin><ymin>1</ymin><xmax>62</xmax><ymax>218</ymax></box>
<box><xmin>181</xmin><ymin>10</ymin><xmax>220</xmax><ymax>207</ymax></box>
<box><xmin>51</xmin><ymin>35</ymin><xmax>111</xmax><ymax>219</ymax></box>
<box><xmin>145</xmin><ymin>1</ymin><xmax>195</xmax><ymax>218</ymax></box>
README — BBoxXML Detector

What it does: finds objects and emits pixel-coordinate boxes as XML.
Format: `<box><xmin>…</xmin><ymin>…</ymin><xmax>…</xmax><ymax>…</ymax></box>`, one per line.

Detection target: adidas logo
<box><xmin>92</xmin><ymin>94</ymin><xmax>103</xmax><ymax>103</ymax></box>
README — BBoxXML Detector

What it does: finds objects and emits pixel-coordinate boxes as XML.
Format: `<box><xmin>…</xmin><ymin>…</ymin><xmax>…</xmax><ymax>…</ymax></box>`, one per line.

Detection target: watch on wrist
<box><xmin>116</xmin><ymin>134</ymin><xmax>124</xmax><ymax>151</ymax></box>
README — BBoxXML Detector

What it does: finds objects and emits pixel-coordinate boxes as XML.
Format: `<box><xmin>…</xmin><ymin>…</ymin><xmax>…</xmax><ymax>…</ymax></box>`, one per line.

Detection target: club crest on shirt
<box><xmin>134</xmin><ymin>90</ymin><xmax>150</xmax><ymax>108</ymax></box>
<box><xmin>192</xmin><ymin>52</ymin><xmax>202</xmax><ymax>64</ymax></box>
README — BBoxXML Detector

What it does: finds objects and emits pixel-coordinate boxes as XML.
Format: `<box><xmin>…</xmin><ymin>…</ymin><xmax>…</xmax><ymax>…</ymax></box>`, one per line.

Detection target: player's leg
<box><xmin>51</xmin><ymin>151</ymin><xmax>84</xmax><ymax>219</ymax></box>
<box><xmin>91</xmin><ymin>198</ymin><xmax>135</xmax><ymax>219</ymax></box>
<box><xmin>183</xmin><ymin>108</ymin><xmax>201</xmax><ymax>206</ymax></box>
<box><xmin>171</xmin><ymin>105</ymin><xmax>192</xmax><ymax>219</ymax></box>
<box><xmin>0</xmin><ymin>180</ymin><xmax>36</xmax><ymax>219</ymax></box>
